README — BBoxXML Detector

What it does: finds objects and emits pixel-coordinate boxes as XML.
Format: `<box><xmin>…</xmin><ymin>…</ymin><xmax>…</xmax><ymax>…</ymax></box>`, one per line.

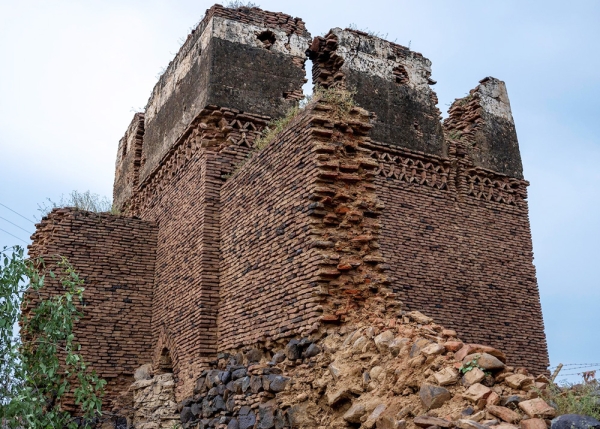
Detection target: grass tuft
<box><xmin>540</xmin><ymin>381</ymin><xmax>600</xmax><ymax>420</ymax></box>
<box><xmin>225</xmin><ymin>1</ymin><xmax>260</xmax><ymax>9</ymax></box>
<box><xmin>37</xmin><ymin>190</ymin><xmax>119</xmax><ymax>218</ymax></box>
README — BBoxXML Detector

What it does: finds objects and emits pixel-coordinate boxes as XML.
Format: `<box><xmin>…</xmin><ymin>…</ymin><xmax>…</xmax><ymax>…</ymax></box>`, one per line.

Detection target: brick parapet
<box><xmin>27</xmin><ymin>208</ymin><xmax>158</xmax><ymax>410</ymax></box>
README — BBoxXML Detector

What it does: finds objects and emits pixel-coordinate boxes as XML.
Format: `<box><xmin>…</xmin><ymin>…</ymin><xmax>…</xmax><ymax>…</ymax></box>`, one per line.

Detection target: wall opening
<box><xmin>257</xmin><ymin>30</ymin><xmax>276</xmax><ymax>49</ymax></box>
<box><xmin>157</xmin><ymin>347</ymin><xmax>173</xmax><ymax>374</ymax></box>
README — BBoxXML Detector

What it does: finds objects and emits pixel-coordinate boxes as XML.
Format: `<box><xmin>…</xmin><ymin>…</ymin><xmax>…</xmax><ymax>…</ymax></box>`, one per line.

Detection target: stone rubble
<box><xmin>131</xmin><ymin>309</ymin><xmax>556</xmax><ymax>429</ymax></box>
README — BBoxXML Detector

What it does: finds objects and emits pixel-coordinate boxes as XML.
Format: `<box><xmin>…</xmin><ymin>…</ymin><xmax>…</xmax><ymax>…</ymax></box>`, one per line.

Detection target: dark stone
<box><xmin>274</xmin><ymin>409</ymin><xmax>286</xmax><ymax>429</ymax></box>
<box><xmin>271</xmin><ymin>351</ymin><xmax>286</xmax><ymax>364</ymax></box>
<box><xmin>263</xmin><ymin>367</ymin><xmax>283</xmax><ymax>375</ymax></box>
<box><xmin>268</xmin><ymin>375</ymin><xmax>290</xmax><ymax>393</ymax></box>
<box><xmin>214</xmin><ymin>395</ymin><xmax>226</xmax><ymax>412</ymax></box>
<box><xmin>262</xmin><ymin>375</ymin><xmax>271</xmax><ymax>391</ymax></box>
<box><xmin>194</xmin><ymin>377</ymin><xmax>207</xmax><ymax>394</ymax></box>
<box><xmin>205</xmin><ymin>370</ymin><xmax>221</xmax><ymax>388</ymax></box>
<box><xmin>226</xmin><ymin>393</ymin><xmax>236</xmax><ymax>412</ymax></box>
<box><xmin>115</xmin><ymin>417</ymin><xmax>127</xmax><ymax>429</ymax></box>
<box><xmin>207</xmin><ymin>387</ymin><xmax>218</xmax><ymax>398</ymax></box>
<box><xmin>250</xmin><ymin>375</ymin><xmax>263</xmax><ymax>393</ymax></box>
<box><xmin>191</xmin><ymin>402</ymin><xmax>201</xmax><ymax>416</ymax></box>
<box><xmin>179</xmin><ymin>397</ymin><xmax>194</xmax><ymax>412</ymax></box>
<box><xmin>419</xmin><ymin>383</ymin><xmax>451</xmax><ymax>410</ymax></box>
<box><xmin>227</xmin><ymin>418</ymin><xmax>239</xmax><ymax>429</ymax></box>
<box><xmin>241</xmin><ymin>376</ymin><xmax>251</xmax><ymax>393</ymax></box>
<box><xmin>238</xmin><ymin>406</ymin><xmax>256</xmax><ymax>429</ymax></box>
<box><xmin>232</xmin><ymin>379</ymin><xmax>243</xmax><ymax>394</ymax></box>
<box><xmin>181</xmin><ymin>407</ymin><xmax>194</xmax><ymax>424</ymax></box>
<box><xmin>201</xmin><ymin>398</ymin><xmax>214</xmax><ymax>418</ymax></box>
<box><xmin>225</xmin><ymin>380</ymin><xmax>236</xmax><ymax>392</ymax></box>
<box><xmin>219</xmin><ymin>370</ymin><xmax>231</xmax><ymax>384</ymax></box>
<box><xmin>232</xmin><ymin>368</ymin><xmax>247</xmax><ymax>380</ymax></box>
<box><xmin>551</xmin><ymin>414</ymin><xmax>600</xmax><ymax>429</ymax></box>
<box><xmin>246</xmin><ymin>348</ymin><xmax>263</xmax><ymax>364</ymax></box>
<box><xmin>258</xmin><ymin>403</ymin><xmax>276</xmax><ymax>429</ymax></box>
<box><xmin>285</xmin><ymin>339</ymin><xmax>302</xmax><ymax>360</ymax></box>
<box><xmin>303</xmin><ymin>343</ymin><xmax>321</xmax><ymax>358</ymax></box>
<box><xmin>501</xmin><ymin>395</ymin><xmax>526</xmax><ymax>409</ymax></box>
<box><xmin>462</xmin><ymin>406</ymin><xmax>475</xmax><ymax>416</ymax></box>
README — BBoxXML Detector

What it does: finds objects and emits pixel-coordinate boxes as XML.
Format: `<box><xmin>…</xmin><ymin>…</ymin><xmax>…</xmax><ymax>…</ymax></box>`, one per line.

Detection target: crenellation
<box><xmin>140</xmin><ymin>4</ymin><xmax>311</xmax><ymax>183</ymax></box>
<box><xmin>444</xmin><ymin>77</ymin><xmax>524</xmax><ymax>178</ymax></box>
<box><xmin>308</xmin><ymin>28</ymin><xmax>445</xmax><ymax>156</ymax></box>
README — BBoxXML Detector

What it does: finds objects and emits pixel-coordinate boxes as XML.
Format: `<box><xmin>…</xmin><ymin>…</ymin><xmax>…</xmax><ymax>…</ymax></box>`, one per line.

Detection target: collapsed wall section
<box><xmin>140</xmin><ymin>4</ymin><xmax>311</xmax><ymax>182</ymax></box>
<box><xmin>28</xmin><ymin>208</ymin><xmax>158</xmax><ymax>407</ymax></box>
<box><xmin>308</xmin><ymin>28</ymin><xmax>445</xmax><ymax>156</ymax></box>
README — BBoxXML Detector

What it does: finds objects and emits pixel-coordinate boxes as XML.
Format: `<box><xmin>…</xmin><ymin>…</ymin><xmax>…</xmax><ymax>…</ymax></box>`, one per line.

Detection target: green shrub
<box><xmin>540</xmin><ymin>381</ymin><xmax>600</xmax><ymax>420</ymax></box>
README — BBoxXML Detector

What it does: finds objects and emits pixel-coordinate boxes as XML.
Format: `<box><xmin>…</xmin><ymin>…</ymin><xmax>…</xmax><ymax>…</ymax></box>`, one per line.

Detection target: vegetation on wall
<box><xmin>0</xmin><ymin>246</ymin><xmax>106</xmax><ymax>428</ymax></box>
<box><xmin>37</xmin><ymin>190</ymin><xmax>117</xmax><ymax>218</ymax></box>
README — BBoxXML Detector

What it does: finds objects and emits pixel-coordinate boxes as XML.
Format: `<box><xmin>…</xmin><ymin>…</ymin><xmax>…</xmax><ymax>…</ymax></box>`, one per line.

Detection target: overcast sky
<box><xmin>1</xmin><ymin>0</ymin><xmax>598</xmax><ymax>382</ymax></box>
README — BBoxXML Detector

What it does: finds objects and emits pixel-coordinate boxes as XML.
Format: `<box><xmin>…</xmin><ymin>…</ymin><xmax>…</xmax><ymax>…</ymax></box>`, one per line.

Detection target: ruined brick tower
<box><xmin>29</xmin><ymin>4</ymin><xmax>548</xmax><ymax>407</ymax></box>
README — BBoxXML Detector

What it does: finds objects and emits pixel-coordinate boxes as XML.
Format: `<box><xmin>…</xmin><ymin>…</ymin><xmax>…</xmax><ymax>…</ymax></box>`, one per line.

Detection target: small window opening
<box><xmin>257</xmin><ymin>30</ymin><xmax>276</xmax><ymax>49</ymax></box>
<box><xmin>157</xmin><ymin>348</ymin><xmax>173</xmax><ymax>374</ymax></box>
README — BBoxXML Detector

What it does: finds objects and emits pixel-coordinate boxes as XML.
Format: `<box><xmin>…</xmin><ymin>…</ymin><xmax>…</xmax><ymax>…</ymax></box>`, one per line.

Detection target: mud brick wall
<box><xmin>219</xmin><ymin>112</ymin><xmax>322</xmax><ymax>352</ymax></box>
<box><xmin>140</xmin><ymin>4</ymin><xmax>310</xmax><ymax>182</ymax></box>
<box><xmin>308</xmin><ymin>28</ymin><xmax>445</xmax><ymax>156</ymax></box>
<box><xmin>368</xmin><ymin>139</ymin><xmax>548</xmax><ymax>374</ymax></box>
<box><xmin>28</xmin><ymin>208</ymin><xmax>158</xmax><ymax>408</ymax></box>
<box><xmin>305</xmin><ymin>102</ymin><xmax>402</xmax><ymax>324</ymax></box>
<box><xmin>113</xmin><ymin>113</ymin><xmax>144</xmax><ymax>211</ymax></box>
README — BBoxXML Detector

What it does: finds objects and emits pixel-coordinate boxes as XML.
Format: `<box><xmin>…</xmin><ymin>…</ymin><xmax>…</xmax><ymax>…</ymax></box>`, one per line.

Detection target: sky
<box><xmin>0</xmin><ymin>0</ymin><xmax>598</xmax><ymax>383</ymax></box>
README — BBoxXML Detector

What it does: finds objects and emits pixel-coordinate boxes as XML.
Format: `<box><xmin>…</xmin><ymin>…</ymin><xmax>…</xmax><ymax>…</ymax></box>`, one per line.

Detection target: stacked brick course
<box><xmin>219</xmin><ymin>113</ymin><xmax>321</xmax><ymax>351</ymax></box>
<box><xmin>27</xmin><ymin>3</ymin><xmax>549</xmax><ymax>414</ymax></box>
<box><xmin>28</xmin><ymin>209</ymin><xmax>158</xmax><ymax>407</ymax></box>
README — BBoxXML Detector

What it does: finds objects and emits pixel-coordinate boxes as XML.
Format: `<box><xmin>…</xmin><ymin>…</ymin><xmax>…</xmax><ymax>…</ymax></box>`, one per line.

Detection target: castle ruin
<box><xmin>29</xmin><ymin>4</ymin><xmax>549</xmax><ymax>418</ymax></box>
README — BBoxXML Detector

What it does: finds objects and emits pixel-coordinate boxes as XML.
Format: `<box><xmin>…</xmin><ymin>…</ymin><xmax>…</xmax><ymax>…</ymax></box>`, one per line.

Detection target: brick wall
<box><xmin>28</xmin><ymin>208</ymin><xmax>158</xmax><ymax>408</ymax></box>
<box><xmin>218</xmin><ymin>112</ymin><xmax>325</xmax><ymax>353</ymax></box>
<box><xmin>368</xmin><ymin>139</ymin><xmax>548</xmax><ymax>374</ymax></box>
<box><xmin>129</xmin><ymin>105</ymin><xmax>269</xmax><ymax>398</ymax></box>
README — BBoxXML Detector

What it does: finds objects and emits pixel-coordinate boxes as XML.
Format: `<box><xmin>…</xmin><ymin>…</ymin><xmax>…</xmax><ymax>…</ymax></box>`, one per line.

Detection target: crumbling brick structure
<box><xmin>29</xmin><ymin>4</ymin><xmax>548</xmax><ymax>408</ymax></box>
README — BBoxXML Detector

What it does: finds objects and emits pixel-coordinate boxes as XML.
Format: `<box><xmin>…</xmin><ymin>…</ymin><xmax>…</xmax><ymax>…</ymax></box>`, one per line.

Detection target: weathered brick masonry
<box><xmin>28</xmin><ymin>209</ymin><xmax>158</xmax><ymax>407</ymax></box>
<box><xmin>28</xmin><ymin>3</ymin><xmax>549</xmax><ymax>411</ymax></box>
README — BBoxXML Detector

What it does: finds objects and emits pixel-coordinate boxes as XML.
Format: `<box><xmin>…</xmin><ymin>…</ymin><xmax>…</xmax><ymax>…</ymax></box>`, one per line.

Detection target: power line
<box><xmin>0</xmin><ymin>227</ymin><xmax>29</xmax><ymax>244</ymax></box>
<box><xmin>0</xmin><ymin>202</ymin><xmax>35</xmax><ymax>224</ymax></box>
<box><xmin>0</xmin><ymin>216</ymin><xmax>32</xmax><ymax>234</ymax></box>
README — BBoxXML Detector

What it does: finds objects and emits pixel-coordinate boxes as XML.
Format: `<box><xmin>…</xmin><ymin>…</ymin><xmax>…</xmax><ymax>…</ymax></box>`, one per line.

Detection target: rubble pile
<box><xmin>133</xmin><ymin>310</ymin><xmax>556</xmax><ymax>429</ymax></box>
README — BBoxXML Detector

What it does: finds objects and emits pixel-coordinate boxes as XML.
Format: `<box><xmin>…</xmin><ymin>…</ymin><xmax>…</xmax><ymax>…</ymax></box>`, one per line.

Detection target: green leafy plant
<box><xmin>1</xmin><ymin>245</ymin><xmax>106</xmax><ymax>428</ymax></box>
<box><xmin>539</xmin><ymin>381</ymin><xmax>600</xmax><ymax>420</ymax></box>
<box><xmin>459</xmin><ymin>357</ymin><xmax>481</xmax><ymax>374</ymax></box>
<box><xmin>37</xmin><ymin>190</ymin><xmax>118</xmax><ymax>218</ymax></box>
